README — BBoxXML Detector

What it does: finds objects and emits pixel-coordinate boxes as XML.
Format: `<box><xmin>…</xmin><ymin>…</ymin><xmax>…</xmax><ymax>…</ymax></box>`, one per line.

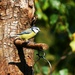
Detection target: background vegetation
<box><xmin>34</xmin><ymin>0</ymin><xmax>75</xmax><ymax>75</ymax></box>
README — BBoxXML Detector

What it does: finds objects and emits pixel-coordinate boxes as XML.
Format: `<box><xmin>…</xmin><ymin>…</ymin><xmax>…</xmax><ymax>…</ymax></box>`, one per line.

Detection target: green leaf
<box><xmin>59</xmin><ymin>4</ymin><xmax>66</xmax><ymax>14</ymax></box>
<box><xmin>56</xmin><ymin>22</ymin><xmax>68</xmax><ymax>32</ymax></box>
<box><xmin>50</xmin><ymin>0</ymin><xmax>60</xmax><ymax>10</ymax></box>
<box><xmin>42</xmin><ymin>1</ymin><xmax>49</xmax><ymax>10</ymax></box>
<box><xmin>35</xmin><ymin>1</ymin><xmax>40</xmax><ymax>9</ymax></box>
<box><xmin>59</xmin><ymin>25</ymin><xmax>66</xmax><ymax>31</ymax></box>
<box><xmin>50</xmin><ymin>14</ymin><xmax>58</xmax><ymax>25</ymax></box>
<box><xmin>52</xmin><ymin>71</ymin><xmax>60</xmax><ymax>75</ymax></box>
<box><xmin>69</xmin><ymin>40</ymin><xmax>75</xmax><ymax>52</ymax></box>
<box><xmin>34</xmin><ymin>64</ymin><xmax>40</xmax><ymax>73</ymax></box>
<box><xmin>42</xmin><ymin>14</ymin><xmax>48</xmax><ymax>21</ymax></box>
<box><xmin>42</xmin><ymin>66</ymin><xmax>49</xmax><ymax>75</ymax></box>
<box><xmin>59</xmin><ymin>69</ymin><xmax>68</xmax><ymax>75</ymax></box>
<box><xmin>36</xmin><ymin>11</ymin><xmax>42</xmax><ymax>19</ymax></box>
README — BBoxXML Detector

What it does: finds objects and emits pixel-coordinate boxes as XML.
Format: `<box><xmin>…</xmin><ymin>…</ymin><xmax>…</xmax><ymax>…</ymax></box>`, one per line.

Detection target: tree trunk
<box><xmin>0</xmin><ymin>0</ymin><xmax>35</xmax><ymax>75</ymax></box>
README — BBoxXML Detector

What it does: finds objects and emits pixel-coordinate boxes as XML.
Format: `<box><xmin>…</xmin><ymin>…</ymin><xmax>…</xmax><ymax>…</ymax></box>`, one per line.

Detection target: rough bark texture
<box><xmin>0</xmin><ymin>0</ymin><xmax>35</xmax><ymax>75</ymax></box>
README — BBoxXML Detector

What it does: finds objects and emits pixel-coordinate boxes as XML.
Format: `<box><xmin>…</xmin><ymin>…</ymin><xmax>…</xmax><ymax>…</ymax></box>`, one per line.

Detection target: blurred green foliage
<box><xmin>34</xmin><ymin>0</ymin><xmax>75</xmax><ymax>75</ymax></box>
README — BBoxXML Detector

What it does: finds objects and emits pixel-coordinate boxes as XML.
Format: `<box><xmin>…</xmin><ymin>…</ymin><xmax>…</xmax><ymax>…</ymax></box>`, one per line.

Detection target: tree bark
<box><xmin>0</xmin><ymin>0</ymin><xmax>35</xmax><ymax>75</ymax></box>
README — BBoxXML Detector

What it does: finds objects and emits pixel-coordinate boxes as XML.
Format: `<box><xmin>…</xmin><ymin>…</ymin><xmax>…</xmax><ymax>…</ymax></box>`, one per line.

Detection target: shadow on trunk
<box><xmin>9</xmin><ymin>45</ymin><xmax>33</xmax><ymax>75</ymax></box>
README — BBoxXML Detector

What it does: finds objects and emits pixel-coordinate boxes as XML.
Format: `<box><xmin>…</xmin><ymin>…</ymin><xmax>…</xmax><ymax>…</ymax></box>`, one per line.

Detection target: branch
<box><xmin>14</xmin><ymin>39</ymin><xmax>49</xmax><ymax>51</ymax></box>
